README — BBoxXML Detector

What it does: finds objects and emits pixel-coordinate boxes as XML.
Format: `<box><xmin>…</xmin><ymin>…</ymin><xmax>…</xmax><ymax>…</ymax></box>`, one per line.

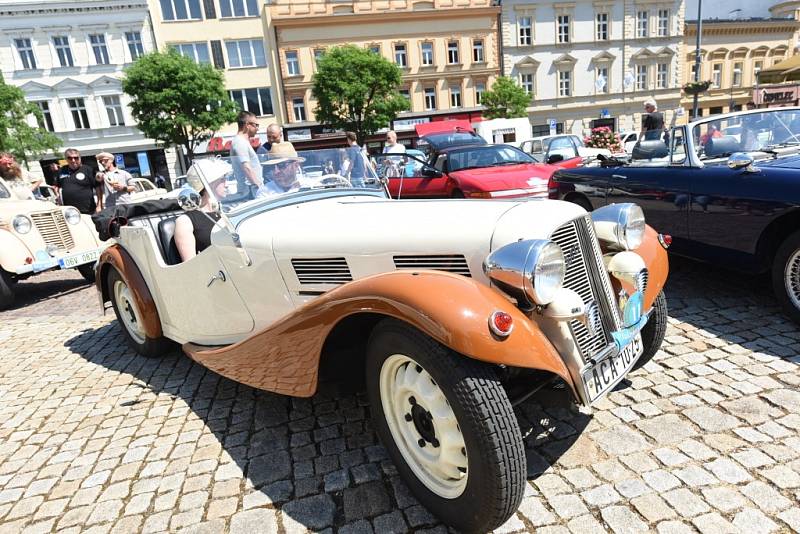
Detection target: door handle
<box><xmin>206</xmin><ymin>270</ymin><xmax>227</xmax><ymax>287</ymax></box>
<box><xmin>611</xmin><ymin>174</ymin><xmax>627</xmax><ymax>180</ymax></box>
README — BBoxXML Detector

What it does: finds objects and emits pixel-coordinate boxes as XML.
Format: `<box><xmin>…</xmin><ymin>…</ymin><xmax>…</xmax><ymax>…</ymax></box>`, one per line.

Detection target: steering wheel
<box><xmin>319</xmin><ymin>173</ymin><xmax>352</xmax><ymax>187</ymax></box>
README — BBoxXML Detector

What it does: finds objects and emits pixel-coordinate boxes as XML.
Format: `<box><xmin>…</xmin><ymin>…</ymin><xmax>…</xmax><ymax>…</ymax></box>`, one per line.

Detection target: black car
<box><xmin>550</xmin><ymin>107</ymin><xmax>800</xmax><ymax>322</ymax></box>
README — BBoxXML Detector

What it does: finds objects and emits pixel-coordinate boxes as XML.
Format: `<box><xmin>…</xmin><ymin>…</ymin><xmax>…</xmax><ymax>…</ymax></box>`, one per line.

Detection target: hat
<box><xmin>186</xmin><ymin>158</ymin><xmax>232</xmax><ymax>193</ymax></box>
<box><xmin>96</xmin><ymin>152</ymin><xmax>115</xmax><ymax>162</ymax></box>
<box><xmin>264</xmin><ymin>142</ymin><xmax>305</xmax><ymax>165</ymax></box>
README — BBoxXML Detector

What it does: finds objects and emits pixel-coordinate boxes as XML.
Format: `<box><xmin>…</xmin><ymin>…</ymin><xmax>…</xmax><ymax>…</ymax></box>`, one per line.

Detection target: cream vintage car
<box><xmin>0</xmin><ymin>177</ymin><xmax>107</xmax><ymax>309</ymax></box>
<box><xmin>95</xmin><ymin>148</ymin><xmax>669</xmax><ymax>532</ymax></box>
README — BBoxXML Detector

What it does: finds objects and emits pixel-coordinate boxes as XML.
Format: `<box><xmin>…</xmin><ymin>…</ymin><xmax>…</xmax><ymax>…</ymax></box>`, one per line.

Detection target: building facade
<box><xmin>0</xmin><ymin>0</ymin><xmax>174</xmax><ymax>181</ymax></box>
<box><xmin>501</xmin><ymin>0</ymin><xmax>685</xmax><ymax>137</ymax></box>
<box><xmin>267</xmin><ymin>0</ymin><xmax>501</xmax><ymax>150</ymax></box>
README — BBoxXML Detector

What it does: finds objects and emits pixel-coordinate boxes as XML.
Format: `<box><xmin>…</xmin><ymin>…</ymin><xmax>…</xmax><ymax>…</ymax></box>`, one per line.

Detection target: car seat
<box><xmin>157</xmin><ymin>217</ymin><xmax>183</xmax><ymax>266</ymax></box>
<box><xmin>704</xmin><ymin>136</ymin><xmax>741</xmax><ymax>158</ymax></box>
<box><xmin>631</xmin><ymin>140</ymin><xmax>669</xmax><ymax>160</ymax></box>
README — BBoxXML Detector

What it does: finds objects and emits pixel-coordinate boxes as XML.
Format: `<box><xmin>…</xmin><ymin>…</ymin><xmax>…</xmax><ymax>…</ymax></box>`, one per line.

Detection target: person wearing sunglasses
<box><xmin>56</xmin><ymin>148</ymin><xmax>103</xmax><ymax>214</ymax></box>
<box><xmin>230</xmin><ymin>111</ymin><xmax>264</xmax><ymax>199</ymax></box>
<box><xmin>257</xmin><ymin>142</ymin><xmax>307</xmax><ymax>197</ymax></box>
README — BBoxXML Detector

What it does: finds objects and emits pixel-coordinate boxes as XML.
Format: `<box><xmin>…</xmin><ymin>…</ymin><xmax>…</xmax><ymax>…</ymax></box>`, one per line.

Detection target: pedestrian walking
<box><xmin>344</xmin><ymin>131</ymin><xmax>368</xmax><ymax>186</ymax></box>
<box><xmin>641</xmin><ymin>99</ymin><xmax>665</xmax><ymax>141</ymax></box>
<box><xmin>96</xmin><ymin>152</ymin><xmax>134</xmax><ymax>210</ymax></box>
<box><xmin>56</xmin><ymin>149</ymin><xmax>103</xmax><ymax>214</ymax></box>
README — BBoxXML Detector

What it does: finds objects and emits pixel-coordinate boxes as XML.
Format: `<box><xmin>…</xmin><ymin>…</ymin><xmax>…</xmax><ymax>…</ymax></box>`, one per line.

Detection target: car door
<box><xmin>605</xmin><ymin>126</ymin><xmax>690</xmax><ymax>239</ymax></box>
<box><xmin>382</xmin><ymin>153</ymin><xmax>449</xmax><ymax>198</ymax></box>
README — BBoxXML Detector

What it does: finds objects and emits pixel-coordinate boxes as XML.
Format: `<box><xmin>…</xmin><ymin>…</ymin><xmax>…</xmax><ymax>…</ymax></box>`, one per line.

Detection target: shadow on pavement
<box><xmin>1</xmin><ymin>271</ymin><xmax>93</xmax><ymax>317</ymax></box>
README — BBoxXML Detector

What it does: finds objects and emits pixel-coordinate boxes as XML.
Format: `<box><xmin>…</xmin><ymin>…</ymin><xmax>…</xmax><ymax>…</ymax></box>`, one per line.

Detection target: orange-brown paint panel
<box><xmin>636</xmin><ymin>226</ymin><xmax>669</xmax><ymax>310</ymax></box>
<box><xmin>184</xmin><ymin>270</ymin><xmax>574</xmax><ymax>398</ymax></box>
<box><xmin>97</xmin><ymin>245</ymin><xmax>162</xmax><ymax>339</ymax></box>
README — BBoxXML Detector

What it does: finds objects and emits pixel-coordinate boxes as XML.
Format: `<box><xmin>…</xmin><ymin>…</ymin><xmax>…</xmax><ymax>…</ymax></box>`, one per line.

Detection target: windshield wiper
<box><xmin>491</xmin><ymin>161</ymin><xmax>524</xmax><ymax>167</ymax></box>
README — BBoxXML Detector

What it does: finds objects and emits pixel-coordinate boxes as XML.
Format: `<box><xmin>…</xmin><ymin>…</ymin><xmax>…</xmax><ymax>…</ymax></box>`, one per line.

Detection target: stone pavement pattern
<box><xmin>0</xmin><ymin>259</ymin><xmax>799</xmax><ymax>533</ymax></box>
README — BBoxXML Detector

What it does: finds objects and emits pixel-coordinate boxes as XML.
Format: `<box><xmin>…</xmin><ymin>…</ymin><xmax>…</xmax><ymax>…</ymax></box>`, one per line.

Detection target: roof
<box><xmin>758</xmin><ymin>54</ymin><xmax>800</xmax><ymax>84</ymax></box>
<box><xmin>415</xmin><ymin>120</ymin><xmax>474</xmax><ymax>137</ymax></box>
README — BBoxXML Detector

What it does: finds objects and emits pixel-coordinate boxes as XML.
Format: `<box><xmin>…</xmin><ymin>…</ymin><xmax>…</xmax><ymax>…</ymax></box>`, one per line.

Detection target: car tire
<box><xmin>567</xmin><ymin>195</ymin><xmax>592</xmax><ymax>213</ymax></box>
<box><xmin>77</xmin><ymin>264</ymin><xmax>96</xmax><ymax>283</ymax></box>
<box><xmin>634</xmin><ymin>291</ymin><xmax>667</xmax><ymax>370</ymax></box>
<box><xmin>107</xmin><ymin>268</ymin><xmax>173</xmax><ymax>357</ymax></box>
<box><xmin>0</xmin><ymin>270</ymin><xmax>15</xmax><ymax>311</ymax></box>
<box><xmin>365</xmin><ymin>319</ymin><xmax>524</xmax><ymax>533</ymax></box>
<box><xmin>772</xmin><ymin>230</ymin><xmax>800</xmax><ymax>323</ymax></box>
<box><xmin>450</xmin><ymin>189</ymin><xmax>465</xmax><ymax>198</ymax></box>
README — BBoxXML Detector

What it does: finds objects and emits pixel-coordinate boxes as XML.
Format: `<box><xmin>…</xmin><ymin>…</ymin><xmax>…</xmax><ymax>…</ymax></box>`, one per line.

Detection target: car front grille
<box><xmin>550</xmin><ymin>215</ymin><xmax>621</xmax><ymax>361</ymax></box>
<box><xmin>393</xmin><ymin>254</ymin><xmax>471</xmax><ymax>277</ymax></box>
<box><xmin>291</xmin><ymin>257</ymin><xmax>352</xmax><ymax>285</ymax></box>
<box><xmin>30</xmin><ymin>211</ymin><xmax>74</xmax><ymax>251</ymax></box>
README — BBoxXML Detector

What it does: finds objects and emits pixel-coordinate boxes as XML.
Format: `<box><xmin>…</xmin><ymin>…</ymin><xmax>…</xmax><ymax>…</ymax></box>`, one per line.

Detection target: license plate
<box><xmin>59</xmin><ymin>249</ymin><xmax>100</xmax><ymax>269</ymax></box>
<box><xmin>582</xmin><ymin>334</ymin><xmax>644</xmax><ymax>403</ymax></box>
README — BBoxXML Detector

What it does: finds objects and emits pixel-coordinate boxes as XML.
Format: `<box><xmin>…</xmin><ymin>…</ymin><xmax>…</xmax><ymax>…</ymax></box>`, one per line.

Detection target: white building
<box><xmin>0</xmin><ymin>0</ymin><xmax>177</xmax><ymax>182</ymax></box>
<box><xmin>501</xmin><ymin>0</ymin><xmax>685</xmax><ymax>137</ymax></box>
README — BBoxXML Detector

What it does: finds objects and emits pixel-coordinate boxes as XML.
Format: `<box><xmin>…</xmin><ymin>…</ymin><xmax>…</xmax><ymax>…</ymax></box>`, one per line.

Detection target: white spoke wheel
<box><xmin>772</xmin><ymin>231</ymin><xmax>800</xmax><ymax>324</ymax></box>
<box><xmin>107</xmin><ymin>268</ymin><xmax>172</xmax><ymax>358</ymax></box>
<box><xmin>366</xmin><ymin>319</ymin><xmax>524</xmax><ymax>533</ymax></box>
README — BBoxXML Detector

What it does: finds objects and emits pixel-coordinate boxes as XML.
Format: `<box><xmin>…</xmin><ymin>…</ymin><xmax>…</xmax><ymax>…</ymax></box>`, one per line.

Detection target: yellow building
<box><xmin>267</xmin><ymin>0</ymin><xmax>501</xmax><ymax>149</ymax></box>
<box><xmin>682</xmin><ymin>17</ymin><xmax>800</xmax><ymax>117</ymax></box>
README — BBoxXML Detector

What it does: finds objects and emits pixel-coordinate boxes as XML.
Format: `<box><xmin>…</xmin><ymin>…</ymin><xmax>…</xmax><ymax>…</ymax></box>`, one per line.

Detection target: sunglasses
<box><xmin>66</xmin><ymin>156</ymin><xmax>81</xmax><ymax>160</ymax></box>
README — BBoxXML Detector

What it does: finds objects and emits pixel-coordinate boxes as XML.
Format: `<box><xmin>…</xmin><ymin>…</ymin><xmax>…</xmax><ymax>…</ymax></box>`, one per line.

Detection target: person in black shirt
<box><xmin>174</xmin><ymin>159</ymin><xmax>229</xmax><ymax>262</ymax></box>
<box><xmin>56</xmin><ymin>148</ymin><xmax>103</xmax><ymax>214</ymax></box>
<box><xmin>641</xmin><ymin>99</ymin><xmax>665</xmax><ymax>141</ymax></box>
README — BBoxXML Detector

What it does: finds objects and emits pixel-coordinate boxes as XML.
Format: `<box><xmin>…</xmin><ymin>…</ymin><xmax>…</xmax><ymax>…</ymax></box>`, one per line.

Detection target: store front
<box><xmin>754</xmin><ymin>85</ymin><xmax>799</xmax><ymax>108</ymax></box>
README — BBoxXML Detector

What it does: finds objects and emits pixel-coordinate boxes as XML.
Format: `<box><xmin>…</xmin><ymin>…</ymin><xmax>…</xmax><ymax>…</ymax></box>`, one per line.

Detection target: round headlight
<box><xmin>64</xmin><ymin>207</ymin><xmax>81</xmax><ymax>225</ymax></box>
<box><xmin>618</xmin><ymin>204</ymin><xmax>646</xmax><ymax>250</ymax></box>
<box><xmin>527</xmin><ymin>241</ymin><xmax>565</xmax><ymax>305</ymax></box>
<box><xmin>12</xmin><ymin>215</ymin><xmax>32</xmax><ymax>234</ymax></box>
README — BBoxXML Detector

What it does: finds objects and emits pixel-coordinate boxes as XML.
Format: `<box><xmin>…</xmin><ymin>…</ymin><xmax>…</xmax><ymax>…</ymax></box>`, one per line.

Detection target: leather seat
<box><xmin>704</xmin><ymin>136</ymin><xmax>741</xmax><ymax>158</ymax></box>
<box><xmin>157</xmin><ymin>217</ymin><xmax>182</xmax><ymax>266</ymax></box>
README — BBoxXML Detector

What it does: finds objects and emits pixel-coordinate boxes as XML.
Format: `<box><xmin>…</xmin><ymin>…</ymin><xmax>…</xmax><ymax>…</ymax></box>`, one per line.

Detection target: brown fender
<box><xmin>96</xmin><ymin>244</ymin><xmax>163</xmax><ymax>339</ymax></box>
<box><xmin>184</xmin><ymin>270</ymin><xmax>573</xmax><ymax>398</ymax></box>
<box><xmin>637</xmin><ymin>225</ymin><xmax>669</xmax><ymax>310</ymax></box>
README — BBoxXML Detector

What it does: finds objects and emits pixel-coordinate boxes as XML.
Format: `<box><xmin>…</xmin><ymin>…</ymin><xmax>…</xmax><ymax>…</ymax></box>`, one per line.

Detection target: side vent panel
<box><xmin>291</xmin><ymin>258</ymin><xmax>352</xmax><ymax>285</ymax></box>
<box><xmin>393</xmin><ymin>254</ymin><xmax>471</xmax><ymax>277</ymax></box>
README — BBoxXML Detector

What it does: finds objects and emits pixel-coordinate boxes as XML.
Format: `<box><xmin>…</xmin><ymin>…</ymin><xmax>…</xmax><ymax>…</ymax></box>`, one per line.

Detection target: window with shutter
<box><xmin>210</xmin><ymin>40</ymin><xmax>225</xmax><ymax>69</ymax></box>
<box><xmin>203</xmin><ymin>0</ymin><xmax>216</xmax><ymax>18</ymax></box>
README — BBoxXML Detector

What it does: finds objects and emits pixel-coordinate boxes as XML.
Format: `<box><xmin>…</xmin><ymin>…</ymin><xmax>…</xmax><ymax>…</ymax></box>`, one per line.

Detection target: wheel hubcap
<box><xmin>113</xmin><ymin>280</ymin><xmax>145</xmax><ymax>344</ymax></box>
<box><xmin>379</xmin><ymin>354</ymin><xmax>468</xmax><ymax>499</ymax></box>
<box><xmin>784</xmin><ymin>249</ymin><xmax>800</xmax><ymax>311</ymax></box>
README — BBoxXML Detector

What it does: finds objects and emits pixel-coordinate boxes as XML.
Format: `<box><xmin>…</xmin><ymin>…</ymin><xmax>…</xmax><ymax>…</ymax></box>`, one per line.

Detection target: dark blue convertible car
<box><xmin>550</xmin><ymin>107</ymin><xmax>800</xmax><ymax>322</ymax></box>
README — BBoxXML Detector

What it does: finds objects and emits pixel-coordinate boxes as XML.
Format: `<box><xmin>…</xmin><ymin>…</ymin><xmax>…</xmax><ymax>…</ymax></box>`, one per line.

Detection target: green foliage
<box><xmin>312</xmin><ymin>45</ymin><xmax>408</xmax><ymax>145</ymax></box>
<box><xmin>122</xmin><ymin>51</ymin><xmax>237</xmax><ymax>160</ymax></box>
<box><xmin>0</xmin><ymin>76</ymin><xmax>61</xmax><ymax>163</ymax></box>
<box><xmin>480</xmin><ymin>77</ymin><xmax>530</xmax><ymax>119</ymax></box>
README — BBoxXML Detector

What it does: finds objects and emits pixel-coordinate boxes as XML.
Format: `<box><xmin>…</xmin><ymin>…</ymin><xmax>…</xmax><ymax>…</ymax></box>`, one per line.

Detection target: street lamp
<box><xmin>692</xmin><ymin>0</ymin><xmax>703</xmax><ymax>120</ymax></box>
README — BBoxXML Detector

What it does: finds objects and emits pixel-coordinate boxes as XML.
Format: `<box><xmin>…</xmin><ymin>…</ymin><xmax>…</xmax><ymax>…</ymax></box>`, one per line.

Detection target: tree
<box><xmin>480</xmin><ymin>77</ymin><xmax>530</xmax><ymax>119</ymax></box>
<box><xmin>312</xmin><ymin>45</ymin><xmax>408</xmax><ymax>145</ymax></box>
<box><xmin>0</xmin><ymin>75</ymin><xmax>61</xmax><ymax>164</ymax></box>
<box><xmin>122</xmin><ymin>51</ymin><xmax>237</xmax><ymax>162</ymax></box>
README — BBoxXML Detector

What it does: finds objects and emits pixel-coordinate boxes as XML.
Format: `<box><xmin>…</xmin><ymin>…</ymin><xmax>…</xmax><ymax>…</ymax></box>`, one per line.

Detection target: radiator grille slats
<box><xmin>393</xmin><ymin>255</ymin><xmax>471</xmax><ymax>277</ymax></box>
<box><xmin>291</xmin><ymin>258</ymin><xmax>352</xmax><ymax>284</ymax></box>
<box><xmin>30</xmin><ymin>211</ymin><xmax>74</xmax><ymax>250</ymax></box>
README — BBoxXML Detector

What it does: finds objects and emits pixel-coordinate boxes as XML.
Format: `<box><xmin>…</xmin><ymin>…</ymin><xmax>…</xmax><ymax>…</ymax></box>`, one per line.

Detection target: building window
<box><xmin>394</xmin><ymin>43</ymin><xmax>407</xmax><ymax>67</ymax></box>
<box><xmin>399</xmin><ymin>89</ymin><xmax>411</xmax><ymax>110</ymax></box>
<box><xmin>710</xmin><ymin>106</ymin><xmax>723</xmax><ymax>115</ymax></box>
<box><xmin>447</xmin><ymin>41</ymin><xmax>459</xmax><ymax>64</ymax></box>
<box><xmin>636</xmin><ymin>64</ymin><xmax>648</xmax><ymax>90</ymax></box>
<box><xmin>230</xmin><ymin>87</ymin><xmax>273</xmax><ymax>116</ymax></box>
<box><xmin>53</xmin><ymin>36</ymin><xmax>74</xmax><ymax>67</ymax></box>
<box><xmin>557</xmin><ymin>15</ymin><xmax>570</xmax><ymax>43</ymax></box>
<box><xmin>712</xmin><ymin>63</ymin><xmax>722</xmax><ymax>88</ymax></box>
<box><xmin>732</xmin><ymin>62</ymin><xmax>742</xmax><ymax>86</ymax></box>
<box><xmin>657</xmin><ymin>9</ymin><xmax>669</xmax><ymax>37</ymax></box>
<box><xmin>636</xmin><ymin>11</ymin><xmax>648</xmax><ymax>38</ymax></box>
<box><xmin>656</xmin><ymin>63</ymin><xmax>668</xmax><ymax>89</ymax></box>
<box><xmin>558</xmin><ymin>70</ymin><xmax>571</xmax><ymax>96</ymax></box>
<box><xmin>67</xmin><ymin>98</ymin><xmax>90</xmax><ymax>129</ymax></box>
<box><xmin>475</xmin><ymin>82</ymin><xmax>485</xmax><ymax>105</ymax></box>
<box><xmin>421</xmin><ymin>42</ymin><xmax>434</xmax><ymax>66</ymax></box>
<box><xmin>520</xmin><ymin>73</ymin><xmax>534</xmax><ymax>95</ymax></box>
<box><xmin>159</xmin><ymin>0</ymin><xmax>202</xmax><ymax>21</ymax></box>
<box><xmin>226</xmin><ymin>39</ymin><xmax>266</xmax><ymax>68</ymax></box>
<box><xmin>292</xmin><ymin>97</ymin><xmax>306</xmax><ymax>121</ymax></box>
<box><xmin>14</xmin><ymin>38</ymin><xmax>36</xmax><ymax>70</ymax></box>
<box><xmin>368</xmin><ymin>44</ymin><xmax>381</xmax><ymax>55</ymax></box>
<box><xmin>596</xmin><ymin>67</ymin><xmax>608</xmax><ymax>93</ymax></box>
<box><xmin>518</xmin><ymin>16</ymin><xmax>532</xmax><ymax>46</ymax></box>
<box><xmin>126</xmin><ymin>32</ymin><xmax>145</xmax><ymax>61</ymax></box>
<box><xmin>450</xmin><ymin>85</ymin><xmax>461</xmax><ymax>108</ymax></box>
<box><xmin>285</xmin><ymin>51</ymin><xmax>300</xmax><ymax>75</ymax></box>
<box><xmin>173</xmin><ymin>42</ymin><xmax>210</xmax><ymax>64</ymax></box>
<box><xmin>596</xmin><ymin>13</ymin><xmax>608</xmax><ymax>40</ymax></box>
<box><xmin>691</xmin><ymin>63</ymin><xmax>698</xmax><ymax>81</ymax></box>
<box><xmin>472</xmin><ymin>39</ymin><xmax>484</xmax><ymax>63</ymax></box>
<box><xmin>103</xmin><ymin>95</ymin><xmax>125</xmax><ymax>126</ymax></box>
<box><xmin>424</xmin><ymin>87</ymin><xmax>436</xmax><ymax>110</ymax></box>
<box><xmin>219</xmin><ymin>0</ymin><xmax>259</xmax><ymax>17</ymax></box>
<box><xmin>314</xmin><ymin>49</ymin><xmax>324</xmax><ymax>66</ymax></box>
<box><xmin>34</xmin><ymin>101</ymin><xmax>54</xmax><ymax>132</ymax></box>
<box><xmin>89</xmin><ymin>34</ymin><xmax>110</xmax><ymax>65</ymax></box>
<box><xmin>532</xmin><ymin>123</ymin><xmax>563</xmax><ymax>137</ymax></box>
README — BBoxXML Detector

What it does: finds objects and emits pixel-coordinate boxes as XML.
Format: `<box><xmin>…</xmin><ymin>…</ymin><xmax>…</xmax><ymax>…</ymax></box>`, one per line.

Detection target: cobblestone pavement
<box><xmin>0</xmin><ymin>257</ymin><xmax>799</xmax><ymax>534</ymax></box>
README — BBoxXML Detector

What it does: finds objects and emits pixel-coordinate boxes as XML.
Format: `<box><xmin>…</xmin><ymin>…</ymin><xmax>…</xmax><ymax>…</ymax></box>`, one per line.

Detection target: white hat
<box><xmin>186</xmin><ymin>158</ymin><xmax>231</xmax><ymax>192</ymax></box>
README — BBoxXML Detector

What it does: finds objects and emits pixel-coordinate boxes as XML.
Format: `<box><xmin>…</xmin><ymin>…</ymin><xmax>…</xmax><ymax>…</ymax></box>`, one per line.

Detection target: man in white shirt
<box><xmin>381</xmin><ymin>130</ymin><xmax>406</xmax><ymax>178</ymax></box>
<box><xmin>257</xmin><ymin>142</ymin><xmax>308</xmax><ymax>197</ymax></box>
<box><xmin>96</xmin><ymin>152</ymin><xmax>134</xmax><ymax>209</ymax></box>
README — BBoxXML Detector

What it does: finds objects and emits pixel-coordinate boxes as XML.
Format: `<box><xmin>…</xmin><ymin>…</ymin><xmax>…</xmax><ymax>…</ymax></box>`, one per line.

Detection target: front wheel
<box><xmin>0</xmin><ymin>270</ymin><xmax>15</xmax><ymax>310</ymax></box>
<box><xmin>772</xmin><ymin>230</ymin><xmax>800</xmax><ymax>323</ymax></box>
<box><xmin>107</xmin><ymin>268</ymin><xmax>173</xmax><ymax>357</ymax></box>
<box><xmin>634</xmin><ymin>291</ymin><xmax>668</xmax><ymax>370</ymax></box>
<box><xmin>77</xmin><ymin>264</ymin><xmax>96</xmax><ymax>283</ymax></box>
<box><xmin>366</xmin><ymin>319</ymin><xmax>524</xmax><ymax>533</ymax></box>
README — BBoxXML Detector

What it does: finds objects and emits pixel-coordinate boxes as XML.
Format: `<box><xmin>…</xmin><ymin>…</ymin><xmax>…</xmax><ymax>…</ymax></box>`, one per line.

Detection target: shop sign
<box><xmin>287</xmin><ymin>128</ymin><xmax>312</xmax><ymax>141</ymax></box>
<box><xmin>312</xmin><ymin>127</ymin><xmax>344</xmax><ymax>139</ymax></box>
<box><xmin>137</xmin><ymin>152</ymin><xmax>151</xmax><ymax>177</ymax></box>
<box><xmin>755</xmin><ymin>86</ymin><xmax>798</xmax><ymax>106</ymax></box>
<box><xmin>393</xmin><ymin>117</ymin><xmax>430</xmax><ymax>131</ymax></box>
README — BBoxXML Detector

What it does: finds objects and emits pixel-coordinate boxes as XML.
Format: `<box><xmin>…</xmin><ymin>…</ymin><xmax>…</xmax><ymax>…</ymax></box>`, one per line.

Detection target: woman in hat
<box><xmin>174</xmin><ymin>159</ymin><xmax>230</xmax><ymax>262</ymax></box>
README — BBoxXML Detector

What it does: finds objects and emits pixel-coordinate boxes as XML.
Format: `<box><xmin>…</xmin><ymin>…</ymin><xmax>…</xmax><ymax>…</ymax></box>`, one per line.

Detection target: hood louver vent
<box><xmin>292</xmin><ymin>258</ymin><xmax>352</xmax><ymax>285</ymax></box>
<box><xmin>393</xmin><ymin>254</ymin><xmax>471</xmax><ymax>277</ymax></box>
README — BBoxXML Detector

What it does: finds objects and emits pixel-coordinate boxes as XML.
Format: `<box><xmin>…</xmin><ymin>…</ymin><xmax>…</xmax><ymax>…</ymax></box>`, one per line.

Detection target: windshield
<box><xmin>0</xmin><ymin>179</ymin><xmax>10</xmax><ymax>200</ymax></box>
<box><xmin>693</xmin><ymin>109</ymin><xmax>800</xmax><ymax>160</ymax></box>
<box><xmin>189</xmin><ymin>147</ymin><xmax>385</xmax><ymax>213</ymax></box>
<box><xmin>422</xmin><ymin>131</ymin><xmax>487</xmax><ymax>150</ymax></box>
<box><xmin>445</xmin><ymin>145</ymin><xmax>535</xmax><ymax>172</ymax></box>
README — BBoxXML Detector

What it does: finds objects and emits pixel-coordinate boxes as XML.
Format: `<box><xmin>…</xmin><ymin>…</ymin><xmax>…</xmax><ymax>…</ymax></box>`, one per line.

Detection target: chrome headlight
<box><xmin>64</xmin><ymin>207</ymin><xmax>81</xmax><ymax>225</ymax></box>
<box><xmin>483</xmin><ymin>239</ymin><xmax>565</xmax><ymax>307</ymax></box>
<box><xmin>592</xmin><ymin>203</ymin><xmax>646</xmax><ymax>250</ymax></box>
<box><xmin>12</xmin><ymin>215</ymin><xmax>32</xmax><ymax>234</ymax></box>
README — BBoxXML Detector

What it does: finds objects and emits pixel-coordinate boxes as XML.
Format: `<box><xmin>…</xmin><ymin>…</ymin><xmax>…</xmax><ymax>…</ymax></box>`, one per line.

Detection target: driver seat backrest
<box><xmin>157</xmin><ymin>217</ymin><xmax>183</xmax><ymax>266</ymax></box>
<box><xmin>705</xmin><ymin>136</ymin><xmax>741</xmax><ymax>157</ymax></box>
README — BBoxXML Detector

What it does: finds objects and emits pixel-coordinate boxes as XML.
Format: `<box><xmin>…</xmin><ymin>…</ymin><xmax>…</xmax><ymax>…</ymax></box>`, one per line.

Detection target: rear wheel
<box><xmin>77</xmin><ymin>264</ymin><xmax>96</xmax><ymax>283</ymax></box>
<box><xmin>0</xmin><ymin>270</ymin><xmax>15</xmax><ymax>310</ymax></box>
<box><xmin>107</xmin><ymin>268</ymin><xmax>172</xmax><ymax>357</ymax></box>
<box><xmin>772</xmin><ymin>230</ymin><xmax>800</xmax><ymax>323</ymax></box>
<box><xmin>366</xmin><ymin>319</ymin><xmax>524</xmax><ymax>533</ymax></box>
<box><xmin>634</xmin><ymin>291</ymin><xmax>667</xmax><ymax>370</ymax></box>
<box><xmin>566</xmin><ymin>195</ymin><xmax>592</xmax><ymax>212</ymax></box>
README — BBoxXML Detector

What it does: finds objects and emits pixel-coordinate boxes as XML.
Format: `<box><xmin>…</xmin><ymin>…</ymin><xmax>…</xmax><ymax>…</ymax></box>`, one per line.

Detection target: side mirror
<box><xmin>727</xmin><ymin>152</ymin><xmax>757</xmax><ymax>172</ymax></box>
<box><xmin>177</xmin><ymin>189</ymin><xmax>201</xmax><ymax>211</ymax></box>
<box><xmin>547</xmin><ymin>154</ymin><xmax>565</xmax><ymax>164</ymax></box>
<box><xmin>421</xmin><ymin>167</ymin><xmax>443</xmax><ymax>178</ymax></box>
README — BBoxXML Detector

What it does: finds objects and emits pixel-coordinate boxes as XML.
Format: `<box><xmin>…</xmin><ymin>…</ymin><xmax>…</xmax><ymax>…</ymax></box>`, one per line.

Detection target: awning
<box><xmin>415</xmin><ymin>119</ymin><xmax>474</xmax><ymax>137</ymax></box>
<box><xmin>757</xmin><ymin>54</ymin><xmax>800</xmax><ymax>84</ymax></box>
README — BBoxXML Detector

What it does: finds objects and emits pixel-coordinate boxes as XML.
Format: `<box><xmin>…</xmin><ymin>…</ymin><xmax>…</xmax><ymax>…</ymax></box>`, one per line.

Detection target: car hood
<box><xmin>0</xmin><ymin>199</ymin><xmax>64</xmax><ymax>215</ymax></box>
<box><xmin>755</xmin><ymin>153</ymin><xmax>800</xmax><ymax>169</ymax></box>
<box><xmin>449</xmin><ymin>163</ymin><xmax>558</xmax><ymax>189</ymax></box>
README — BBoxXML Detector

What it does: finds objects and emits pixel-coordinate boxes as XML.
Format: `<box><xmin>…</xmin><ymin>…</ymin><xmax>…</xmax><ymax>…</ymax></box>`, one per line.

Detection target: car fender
<box><xmin>0</xmin><ymin>230</ymin><xmax>33</xmax><ymax>272</ymax></box>
<box><xmin>183</xmin><ymin>270</ymin><xmax>574</xmax><ymax>398</ymax></box>
<box><xmin>624</xmin><ymin>226</ymin><xmax>669</xmax><ymax>310</ymax></box>
<box><xmin>96</xmin><ymin>244</ymin><xmax>163</xmax><ymax>338</ymax></box>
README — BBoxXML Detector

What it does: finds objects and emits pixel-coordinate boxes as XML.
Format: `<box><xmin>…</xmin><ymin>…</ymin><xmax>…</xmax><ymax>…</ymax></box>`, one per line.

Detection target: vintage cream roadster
<box><xmin>95</xmin><ymin>148</ymin><xmax>669</xmax><ymax>532</ymax></box>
